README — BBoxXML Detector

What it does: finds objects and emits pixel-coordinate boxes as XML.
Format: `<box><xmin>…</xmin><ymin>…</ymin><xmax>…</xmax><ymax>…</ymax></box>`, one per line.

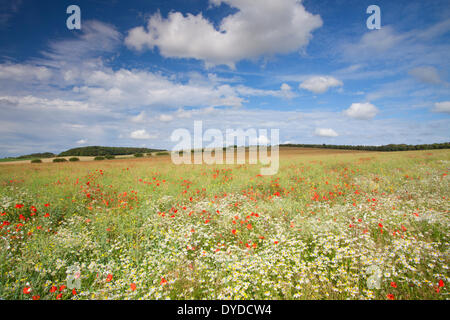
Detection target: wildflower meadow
<box><xmin>0</xmin><ymin>148</ymin><xmax>448</xmax><ymax>300</ymax></box>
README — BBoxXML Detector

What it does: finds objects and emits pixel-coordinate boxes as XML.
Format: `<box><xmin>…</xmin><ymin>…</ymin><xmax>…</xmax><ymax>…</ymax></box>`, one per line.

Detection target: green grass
<box><xmin>0</xmin><ymin>158</ymin><xmax>37</xmax><ymax>163</ymax></box>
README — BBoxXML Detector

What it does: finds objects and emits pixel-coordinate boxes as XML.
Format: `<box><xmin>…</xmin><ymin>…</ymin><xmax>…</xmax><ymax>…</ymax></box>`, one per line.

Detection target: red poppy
<box><xmin>161</xmin><ymin>277</ymin><xmax>168</xmax><ymax>285</ymax></box>
<box><xmin>15</xmin><ymin>204</ymin><xmax>24</xmax><ymax>209</ymax></box>
<box><xmin>106</xmin><ymin>274</ymin><xmax>113</xmax><ymax>282</ymax></box>
<box><xmin>130</xmin><ymin>283</ymin><xmax>136</xmax><ymax>291</ymax></box>
<box><xmin>439</xmin><ymin>280</ymin><xmax>445</xmax><ymax>287</ymax></box>
<box><xmin>72</xmin><ymin>289</ymin><xmax>77</xmax><ymax>296</ymax></box>
<box><xmin>391</xmin><ymin>282</ymin><xmax>397</xmax><ymax>288</ymax></box>
<box><xmin>59</xmin><ymin>285</ymin><xmax>66</xmax><ymax>291</ymax></box>
<box><xmin>50</xmin><ymin>286</ymin><xmax>57</xmax><ymax>293</ymax></box>
<box><xmin>386</xmin><ymin>294</ymin><xmax>395</xmax><ymax>300</ymax></box>
<box><xmin>231</xmin><ymin>229</ymin><xmax>237</xmax><ymax>235</ymax></box>
<box><xmin>246</xmin><ymin>224</ymin><xmax>252</xmax><ymax>230</ymax></box>
<box><xmin>23</xmin><ymin>286</ymin><xmax>31</xmax><ymax>294</ymax></box>
<box><xmin>44</xmin><ymin>203</ymin><xmax>50</xmax><ymax>207</ymax></box>
<box><xmin>32</xmin><ymin>295</ymin><xmax>40</xmax><ymax>300</ymax></box>
<box><xmin>56</xmin><ymin>293</ymin><xmax>63</xmax><ymax>300</ymax></box>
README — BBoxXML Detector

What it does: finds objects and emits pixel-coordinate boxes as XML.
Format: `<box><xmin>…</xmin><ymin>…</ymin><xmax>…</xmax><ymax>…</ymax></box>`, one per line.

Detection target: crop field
<box><xmin>0</xmin><ymin>148</ymin><xmax>448</xmax><ymax>300</ymax></box>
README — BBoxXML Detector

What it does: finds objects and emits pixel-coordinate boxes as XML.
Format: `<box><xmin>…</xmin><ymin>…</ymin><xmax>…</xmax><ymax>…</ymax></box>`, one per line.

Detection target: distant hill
<box><xmin>58</xmin><ymin>146</ymin><xmax>165</xmax><ymax>157</ymax></box>
<box><xmin>280</xmin><ymin>142</ymin><xmax>450</xmax><ymax>152</ymax></box>
<box><xmin>16</xmin><ymin>152</ymin><xmax>56</xmax><ymax>159</ymax></box>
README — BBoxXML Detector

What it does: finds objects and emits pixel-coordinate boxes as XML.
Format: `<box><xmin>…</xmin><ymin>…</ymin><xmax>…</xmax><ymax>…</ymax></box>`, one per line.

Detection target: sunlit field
<box><xmin>0</xmin><ymin>148</ymin><xmax>448</xmax><ymax>300</ymax></box>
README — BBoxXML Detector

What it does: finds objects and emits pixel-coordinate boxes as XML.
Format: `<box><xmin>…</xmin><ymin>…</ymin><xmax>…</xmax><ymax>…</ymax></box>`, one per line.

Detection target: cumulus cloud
<box><xmin>125</xmin><ymin>0</ymin><xmax>322</xmax><ymax>67</ymax></box>
<box><xmin>343</xmin><ymin>102</ymin><xmax>379</xmax><ymax>120</ymax></box>
<box><xmin>70</xmin><ymin>68</ymin><xmax>247</xmax><ymax>109</ymax></box>
<box><xmin>279</xmin><ymin>83</ymin><xmax>296</xmax><ymax>99</ymax></box>
<box><xmin>432</xmin><ymin>101</ymin><xmax>450</xmax><ymax>114</ymax></box>
<box><xmin>2</xmin><ymin>94</ymin><xmax>449</xmax><ymax>157</ymax></box>
<box><xmin>130</xmin><ymin>129</ymin><xmax>157</xmax><ymax>140</ymax></box>
<box><xmin>299</xmin><ymin>76</ymin><xmax>342</xmax><ymax>94</ymax></box>
<box><xmin>409</xmin><ymin>66</ymin><xmax>442</xmax><ymax>85</ymax></box>
<box><xmin>314</xmin><ymin>128</ymin><xmax>338</xmax><ymax>137</ymax></box>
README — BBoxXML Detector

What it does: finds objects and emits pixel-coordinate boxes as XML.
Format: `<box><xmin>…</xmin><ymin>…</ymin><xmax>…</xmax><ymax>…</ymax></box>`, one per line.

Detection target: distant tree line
<box><xmin>16</xmin><ymin>152</ymin><xmax>56</xmax><ymax>159</ymax></box>
<box><xmin>58</xmin><ymin>146</ymin><xmax>165</xmax><ymax>157</ymax></box>
<box><xmin>280</xmin><ymin>142</ymin><xmax>450</xmax><ymax>152</ymax></box>
<box><xmin>4</xmin><ymin>143</ymin><xmax>449</xmax><ymax>161</ymax></box>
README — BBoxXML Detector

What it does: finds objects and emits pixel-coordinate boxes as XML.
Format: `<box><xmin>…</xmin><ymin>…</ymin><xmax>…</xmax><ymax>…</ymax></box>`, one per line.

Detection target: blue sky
<box><xmin>0</xmin><ymin>0</ymin><xmax>449</xmax><ymax>157</ymax></box>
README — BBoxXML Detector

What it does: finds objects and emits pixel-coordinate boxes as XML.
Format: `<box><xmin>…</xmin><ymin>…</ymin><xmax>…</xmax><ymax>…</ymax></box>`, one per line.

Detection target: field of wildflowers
<box><xmin>0</xmin><ymin>148</ymin><xmax>448</xmax><ymax>300</ymax></box>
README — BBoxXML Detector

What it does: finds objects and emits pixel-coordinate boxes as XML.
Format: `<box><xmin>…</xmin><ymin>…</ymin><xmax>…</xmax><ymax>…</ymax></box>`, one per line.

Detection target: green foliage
<box><xmin>53</xmin><ymin>158</ymin><xmax>67</xmax><ymax>163</ymax></box>
<box><xmin>58</xmin><ymin>146</ymin><xmax>165</xmax><ymax>157</ymax></box>
<box><xmin>105</xmin><ymin>155</ymin><xmax>115</xmax><ymax>159</ymax></box>
<box><xmin>17</xmin><ymin>152</ymin><xmax>55</xmax><ymax>159</ymax></box>
<box><xmin>134</xmin><ymin>153</ymin><xmax>144</xmax><ymax>158</ymax></box>
<box><xmin>30</xmin><ymin>159</ymin><xmax>42</xmax><ymax>163</ymax></box>
<box><xmin>156</xmin><ymin>152</ymin><xmax>169</xmax><ymax>156</ymax></box>
<box><xmin>94</xmin><ymin>156</ymin><xmax>105</xmax><ymax>161</ymax></box>
<box><xmin>280</xmin><ymin>142</ymin><xmax>450</xmax><ymax>152</ymax></box>
<box><xmin>69</xmin><ymin>157</ymin><xmax>80</xmax><ymax>162</ymax></box>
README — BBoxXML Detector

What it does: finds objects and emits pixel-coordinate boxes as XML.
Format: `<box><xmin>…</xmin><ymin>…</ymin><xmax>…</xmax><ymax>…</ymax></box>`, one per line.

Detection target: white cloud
<box><xmin>1</xmin><ymin>96</ymin><xmax>449</xmax><ymax>157</ymax></box>
<box><xmin>432</xmin><ymin>101</ymin><xmax>450</xmax><ymax>114</ymax></box>
<box><xmin>409</xmin><ymin>66</ymin><xmax>442</xmax><ymax>85</ymax></box>
<box><xmin>130</xmin><ymin>129</ymin><xmax>157</xmax><ymax>140</ymax></box>
<box><xmin>314</xmin><ymin>128</ymin><xmax>338</xmax><ymax>137</ymax></box>
<box><xmin>71</xmin><ymin>68</ymin><xmax>249</xmax><ymax>109</ymax></box>
<box><xmin>76</xmin><ymin>139</ymin><xmax>87</xmax><ymax>145</ymax></box>
<box><xmin>341</xmin><ymin>26</ymin><xmax>405</xmax><ymax>61</ymax></box>
<box><xmin>339</xmin><ymin>21</ymin><xmax>450</xmax><ymax>70</ymax></box>
<box><xmin>257</xmin><ymin>135</ymin><xmax>270</xmax><ymax>145</ymax></box>
<box><xmin>159</xmin><ymin>114</ymin><xmax>174</xmax><ymax>122</ymax></box>
<box><xmin>236</xmin><ymin>82</ymin><xmax>296</xmax><ymax>99</ymax></box>
<box><xmin>130</xmin><ymin>111</ymin><xmax>148</xmax><ymax>123</ymax></box>
<box><xmin>125</xmin><ymin>0</ymin><xmax>322</xmax><ymax>67</ymax></box>
<box><xmin>41</xmin><ymin>20</ymin><xmax>121</xmax><ymax>67</ymax></box>
<box><xmin>0</xmin><ymin>95</ymin><xmax>91</xmax><ymax>112</ymax></box>
<box><xmin>0</xmin><ymin>64</ymin><xmax>52</xmax><ymax>82</ymax></box>
<box><xmin>299</xmin><ymin>76</ymin><xmax>343</xmax><ymax>94</ymax></box>
<box><xmin>279</xmin><ymin>83</ymin><xmax>296</xmax><ymax>99</ymax></box>
<box><xmin>343</xmin><ymin>102</ymin><xmax>379</xmax><ymax>120</ymax></box>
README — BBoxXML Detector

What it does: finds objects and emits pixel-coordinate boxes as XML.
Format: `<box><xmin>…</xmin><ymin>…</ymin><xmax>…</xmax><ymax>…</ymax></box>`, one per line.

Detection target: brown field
<box><xmin>0</xmin><ymin>147</ymin><xmax>366</xmax><ymax>166</ymax></box>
